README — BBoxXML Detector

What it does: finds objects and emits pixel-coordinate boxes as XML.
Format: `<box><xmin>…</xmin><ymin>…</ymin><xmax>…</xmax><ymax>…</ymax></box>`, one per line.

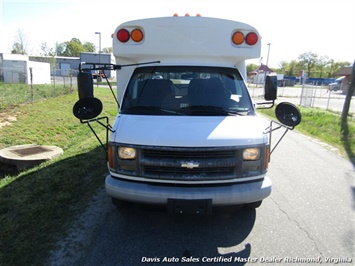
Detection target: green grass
<box><xmin>258</xmin><ymin>105</ymin><xmax>355</xmax><ymax>162</ymax></box>
<box><xmin>0</xmin><ymin>88</ymin><xmax>117</xmax><ymax>265</ymax></box>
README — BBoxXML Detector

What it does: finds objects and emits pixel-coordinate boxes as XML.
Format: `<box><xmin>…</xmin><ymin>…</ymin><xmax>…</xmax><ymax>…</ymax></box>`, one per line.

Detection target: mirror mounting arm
<box><xmin>80</xmin><ymin>116</ymin><xmax>115</xmax><ymax>156</ymax></box>
<box><xmin>79</xmin><ymin>61</ymin><xmax>161</xmax><ymax>72</ymax></box>
<box><xmin>265</xmin><ymin>120</ymin><xmax>296</xmax><ymax>159</ymax></box>
<box><xmin>255</xmin><ymin>100</ymin><xmax>275</xmax><ymax>109</ymax></box>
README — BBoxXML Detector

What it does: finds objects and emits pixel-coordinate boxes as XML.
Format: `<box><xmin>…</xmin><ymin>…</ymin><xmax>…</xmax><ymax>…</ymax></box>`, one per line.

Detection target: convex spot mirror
<box><xmin>275</xmin><ymin>102</ymin><xmax>301</xmax><ymax>127</ymax></box>
<box><xmin>73</xmin><ymin>97</ymin><xmax>103</xmax><ymax>120</ymax></box>
<box><xmin>264</xmin><ymin>74</ymin><xmax>277</xmax><ymax>101</ymax></box>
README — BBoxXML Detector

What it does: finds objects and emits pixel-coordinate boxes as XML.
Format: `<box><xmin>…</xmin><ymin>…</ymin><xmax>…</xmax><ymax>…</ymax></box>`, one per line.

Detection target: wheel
<box><xmin>244</xmin><ymin>200</ymin><xmax>262</xmax><ymax>209</ymax></box>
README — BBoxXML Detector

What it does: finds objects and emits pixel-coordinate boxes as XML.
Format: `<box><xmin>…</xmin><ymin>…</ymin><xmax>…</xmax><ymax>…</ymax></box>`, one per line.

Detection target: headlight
<box><xmin>118</xmin><ymin>147</ymin><xmax>136</xmax><ymax>159</ymax></box>
<box><xmin>243</xmin><ymin>148</ymin><xmax>260</xmax><ymax>161</ymax></box>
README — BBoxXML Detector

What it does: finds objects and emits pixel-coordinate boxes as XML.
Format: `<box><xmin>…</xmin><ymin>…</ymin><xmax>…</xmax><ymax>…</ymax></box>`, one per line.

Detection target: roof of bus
<box><xmin>112</xmin><ymin>16</ymin><xmax>261</xmax><ymax>66</ymax></box>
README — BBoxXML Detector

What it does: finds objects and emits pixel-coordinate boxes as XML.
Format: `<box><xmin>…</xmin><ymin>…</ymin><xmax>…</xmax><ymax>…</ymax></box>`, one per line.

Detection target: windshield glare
<box><xmin>121</xmin><ymin>66</ymin><xmax>254</xmax><ymax>116</ymax></box>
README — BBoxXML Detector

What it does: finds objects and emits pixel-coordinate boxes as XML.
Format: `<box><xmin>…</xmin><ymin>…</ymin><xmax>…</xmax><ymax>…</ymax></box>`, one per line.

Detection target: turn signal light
<box><xmin>264</xmin><ymin>147</ymin><xmax>270</xmax><ymax>170</ymax></box>
<box><xmin>232</xmin><ymin>31</ymin><xmax>244</xmax><ymax>45</ymax></box>
<box><xmin>108</xmin><ymin>145</ymin><xmax>114</xmax><ymax>169</ymax></box>
<box><xmin>131</xmin><ymin>29</ymin><xmax>144</xmax><ymax>42</ymax></box>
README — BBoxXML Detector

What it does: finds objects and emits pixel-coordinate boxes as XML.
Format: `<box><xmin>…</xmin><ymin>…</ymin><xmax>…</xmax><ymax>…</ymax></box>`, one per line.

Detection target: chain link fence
<box><xmin>0</xmin><ymin>69</ymin><xmax>78</xmax><ymax>110</ymax></box>
<box><xmin>249</xmin><ymin>83</ymin><xmax>355</xmax><ymax>115</ymax></box>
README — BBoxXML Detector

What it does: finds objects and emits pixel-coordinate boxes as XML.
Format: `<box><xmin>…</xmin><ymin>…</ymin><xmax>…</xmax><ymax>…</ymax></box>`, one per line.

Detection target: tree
<box><xmin>278</xmin><ymin>61</ymin><xmax>288</xmax><ymax>74</ymax></box>
<box><xmin>56</xmin><ymin>38</ymin><xmax>96</xmax><ymax>57</ymax></box>
<box><xmin>316</xmin><ymin>56</ymin><xmax>329</xmax><ymax>78</ymax></box>
<box><xmin>246</xmin><ymin>63</ymin><xmax>259</xmax><ymax>74</ymax></box>
<box><xmin>247</xmin><ymin>53</ymin><xmax>350</xmax><ymax>79</ymax></box>
<box><xmin>298</xmin><ymin>52</ymin><xmax>318</xmax><ymax>77</ymax></box>
<box><xmin>285</xmin><ymin>60</ymin><xmax>299</xmax><ymax>76</ymax></box>
<box><xmin>327</xmin><ymin>59</ymin><xmax>336</xmax><ymax>78</ymax></box>
<box><xmin>102</xmin><ymin>47</ymin><xmax>113</xmax><ymax>53</ymax></box>
<box><xmin>40</xmin><ymin>42</ymin><xmax>56</xmax><ymax>57</ymax></box>
<box><xmin>11</xmin><ymin>29</ymin><xmax>29</xmax><ymax>55</ymax></box>
<box><xmin>55</xmin><ymin>42</ymin><xmax>65</xmax><ymax>56</ymax></box>
<box><xmin>63</xmin><ymin>38</ymin><xmax>85</xmax><ymax>57</ymax></box>
<box><xmin>83</xmin><ymin>42</ymin><xmax>96</xmax><ymax>53</ymax></box>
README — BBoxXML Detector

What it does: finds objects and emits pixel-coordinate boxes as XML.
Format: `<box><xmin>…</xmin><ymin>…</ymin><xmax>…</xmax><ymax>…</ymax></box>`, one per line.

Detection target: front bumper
<box><xmin>105</xmin><ymin>175</ymin><xmax>272</xmax><ymax>206</ymax></box>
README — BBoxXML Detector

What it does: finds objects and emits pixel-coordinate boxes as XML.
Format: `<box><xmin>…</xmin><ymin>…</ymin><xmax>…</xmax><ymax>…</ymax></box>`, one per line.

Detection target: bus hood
<box><xmin>112</xmin><ymin>115</ymin><xmax>268</xmax><ymax>147</ymax></box>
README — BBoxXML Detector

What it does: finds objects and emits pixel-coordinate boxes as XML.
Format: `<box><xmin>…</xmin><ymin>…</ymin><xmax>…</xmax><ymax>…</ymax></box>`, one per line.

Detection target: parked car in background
<box><xmin>329</xmin><ymin>76</ymin><xmax>345</xmax><ymax>91</ymax></box>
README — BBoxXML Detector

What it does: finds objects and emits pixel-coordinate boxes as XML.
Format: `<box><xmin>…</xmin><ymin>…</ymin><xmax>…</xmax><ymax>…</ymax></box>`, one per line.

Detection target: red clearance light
<box><xmin>117</xmin><ymin>29</ymin><xmax>130</xmax><ymax>43</ymax></box>
<box><xmin>232</xmin><ymin>31</ymin><xmax>244</xmax><ymax>45</ymax></box>
<box><xmin>131</xmin><ymin>29</ymin><xmax>144</xmax><ymax>42</ymax></box>
<box><xmin>245</xmin><ymin>32</ymin><xmax>258</xmax><ymax>45</ymax></box>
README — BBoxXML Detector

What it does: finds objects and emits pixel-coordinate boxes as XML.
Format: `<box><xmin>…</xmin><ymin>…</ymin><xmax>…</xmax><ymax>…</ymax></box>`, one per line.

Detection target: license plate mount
<box><xmin>168</xmin><ymin>199</ymin><xmax>212</xmax><ymax>215</ymax></box>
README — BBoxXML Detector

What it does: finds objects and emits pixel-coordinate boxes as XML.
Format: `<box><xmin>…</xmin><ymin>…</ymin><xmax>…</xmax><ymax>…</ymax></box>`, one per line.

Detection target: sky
<box><xmin>0</xmin><ymin>0</ymin><xmax>354</xmax><ymax>68</ymax></box>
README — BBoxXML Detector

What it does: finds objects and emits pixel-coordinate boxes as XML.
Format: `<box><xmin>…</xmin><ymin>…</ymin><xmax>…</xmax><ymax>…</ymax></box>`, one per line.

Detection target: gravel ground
<box><xmin>47</xmin><ymin>186</ymin><xmax>112</xmax><ymax>265</ymax></box>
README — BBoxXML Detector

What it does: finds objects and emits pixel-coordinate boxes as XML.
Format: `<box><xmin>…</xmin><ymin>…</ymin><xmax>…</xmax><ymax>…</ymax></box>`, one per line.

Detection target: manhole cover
<box><xmin>0</xmin><ymin>144</ymin><xmax>63</xmax><ymax>170</ymax></box>
<box><xmin>9</xmin><ymin>146</ymin><xmax>53</xmax><ymax>157</ymax></box>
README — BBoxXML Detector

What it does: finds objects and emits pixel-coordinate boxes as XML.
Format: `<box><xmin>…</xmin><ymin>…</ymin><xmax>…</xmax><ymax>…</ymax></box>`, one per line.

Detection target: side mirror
<box><xmin>77</xmin><ymin>72</ymin><xmax>94</xmax><ymax>99</ymax></box>
<box><xmin>73</xmin><ymin>97</ymin><xmax>103</xmax><ymax>120</ymax></box>
<box><xmin>264</xmin><ymin>74</ymin><xmax>277</xmax><ymax>101</ymax></box>
<box><xmin>275</xmin><ymin>102</ymin><xmax>301</xmax><ymax>127</ymax></box>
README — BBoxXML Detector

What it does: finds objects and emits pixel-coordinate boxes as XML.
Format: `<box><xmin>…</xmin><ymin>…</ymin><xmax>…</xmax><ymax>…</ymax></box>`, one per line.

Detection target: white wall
<box><xmin>27</xmin><ymin>61</ymin><xmax>51</xmax><ymax>84</ymax></box>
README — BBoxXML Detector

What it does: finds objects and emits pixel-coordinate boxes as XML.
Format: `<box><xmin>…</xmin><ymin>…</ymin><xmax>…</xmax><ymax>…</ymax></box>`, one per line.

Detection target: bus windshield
<box><xmin>120</xmin><ymin>66</ymin><xmax>254</xmax><ymax>116</ymax></box>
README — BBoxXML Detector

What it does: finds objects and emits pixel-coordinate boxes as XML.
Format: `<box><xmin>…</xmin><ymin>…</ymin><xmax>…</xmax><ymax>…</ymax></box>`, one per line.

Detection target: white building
<box><xmin>0</xmin><ymin>53</ymin><xmax>51</xmax><ymax>84</ymax></box>
<box><xmin>80</xmin><ymin>52</ymin><xmax>116</xmax><ymax>79</ymax></box>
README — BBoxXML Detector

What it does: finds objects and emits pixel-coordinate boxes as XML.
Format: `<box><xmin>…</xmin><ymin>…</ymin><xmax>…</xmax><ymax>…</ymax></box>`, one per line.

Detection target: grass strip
<box><xmin>0</xmin><ymin>88</ymin><xmax>117</xmax><ymax>265</ymax></box>
<box><xmin>258</xmin><ymin>105</ymin><xmax>355</xmax><ymax>162</ymax></box>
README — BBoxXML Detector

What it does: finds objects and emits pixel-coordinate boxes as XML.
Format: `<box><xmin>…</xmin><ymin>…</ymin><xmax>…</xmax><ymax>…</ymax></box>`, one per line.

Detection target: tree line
<box><xmin>11</xmin><ymin>29</ymin><xmax>112</xmax><ymax>57</ymax></box>
<box><xmin>11</xmin><ymin>29</ymin><xmax>350</xmax><ymax>78</ymax></box>
<box><xmin>247</xmin><ymin>51</ymin><xmax>351</xmax><ymax>78</ymax></box>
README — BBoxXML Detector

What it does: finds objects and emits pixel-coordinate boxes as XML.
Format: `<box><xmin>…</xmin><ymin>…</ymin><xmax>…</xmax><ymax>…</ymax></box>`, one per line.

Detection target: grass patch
<box><xmin>0</xmin><ymin>88</ymin><xmax>117</xmax><ymax>265</ymax></box>
<box><xmin>258</xmin><ymin>105</ymin><xmax>355</xmax><ymax>161</ymax></box>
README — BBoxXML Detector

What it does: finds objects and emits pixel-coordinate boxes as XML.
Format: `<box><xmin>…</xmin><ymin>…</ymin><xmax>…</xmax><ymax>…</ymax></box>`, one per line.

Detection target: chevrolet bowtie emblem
<box><xmin>181</xmin><ymin>161</ymin><xmax>200</xmax><ymax>169</ymax></box>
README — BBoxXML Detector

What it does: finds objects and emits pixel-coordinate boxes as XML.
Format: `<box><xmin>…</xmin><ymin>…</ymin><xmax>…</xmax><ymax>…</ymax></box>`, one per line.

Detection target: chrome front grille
<box><xmin>141</xmin><ymin>147</ymin><xmax>240</xmax><ymax>181</ymax></box>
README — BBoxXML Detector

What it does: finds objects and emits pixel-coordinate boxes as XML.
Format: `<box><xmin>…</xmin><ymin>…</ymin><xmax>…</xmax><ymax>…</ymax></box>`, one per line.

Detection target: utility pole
<box><xmin>266</xmin><ymin>43</ymin><xmax>271</xmax><ymax>67</ymax></box>
<box><xmin>264</xmin><ymin>43</ymin><xmax>271</xmax><ymax>84</ymax></box>
<box><xmin>341</xmin><ymin>60</ymin><xmax>355</xmax><ymax>133</ymax></box>
<box><xmin>95</xmin><ymin>32</ymin><xmax>101</xmax><ymax>65</ymax></box>
<box><xmin>95</xmin><ymin>32</ymin><xmax>101</xmax><ymax>84</ymax></box>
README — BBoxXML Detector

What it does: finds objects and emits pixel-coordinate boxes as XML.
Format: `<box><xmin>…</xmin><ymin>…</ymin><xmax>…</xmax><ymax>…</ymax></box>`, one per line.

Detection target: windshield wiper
<box><xmin>227</xmin><ymin>109</ymin><xmax>252</xmax><ymax>116</ymax></box>
<box><xmin>125</xmin><ymin>106</ymin><xmax>184</xmax><ymax>115</ymax></box>
<box><xmin>184</xmin><ymin>105</ymin><xmax>250</xmax><ymax>116</ymax></box>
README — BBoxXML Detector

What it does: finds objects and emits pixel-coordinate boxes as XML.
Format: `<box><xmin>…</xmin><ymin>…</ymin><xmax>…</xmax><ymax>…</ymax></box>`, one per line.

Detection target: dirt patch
<box><xmin>0</xmin><ymin>114</ymin><xmax>17</xmax><ymax>128</ymax></box>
